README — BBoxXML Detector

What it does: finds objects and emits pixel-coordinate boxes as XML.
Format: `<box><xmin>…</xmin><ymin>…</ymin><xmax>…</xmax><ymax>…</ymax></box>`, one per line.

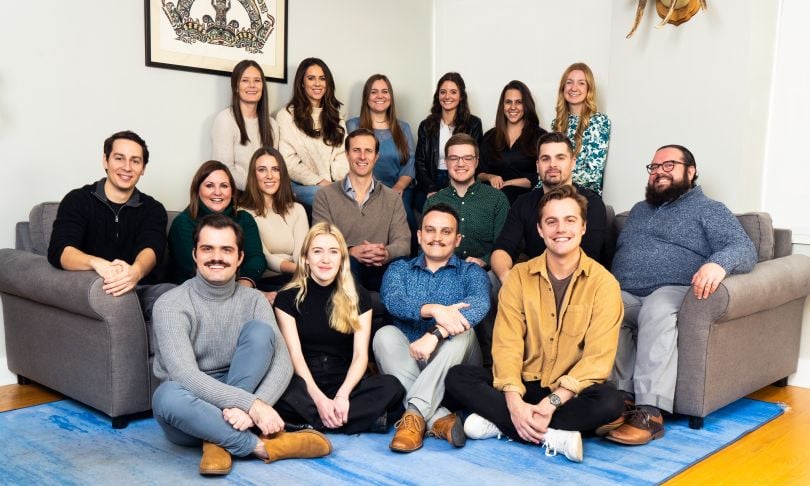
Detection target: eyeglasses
<box><xmin>645</xmin><ymin>160</ymin><xmax>687</xmax><ymax>174</ymax></box>
<box><xmin>446</xmin><ymin>155</ymin><xmax>477</xmax><ymax>164</ymax></box>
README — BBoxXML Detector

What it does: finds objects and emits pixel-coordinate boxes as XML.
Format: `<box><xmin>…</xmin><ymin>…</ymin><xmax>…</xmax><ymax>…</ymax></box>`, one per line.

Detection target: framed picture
<box><xmin>145</xmin><ymin>0</ymin><xmax>288</xmax><ymax>82</ymax></box>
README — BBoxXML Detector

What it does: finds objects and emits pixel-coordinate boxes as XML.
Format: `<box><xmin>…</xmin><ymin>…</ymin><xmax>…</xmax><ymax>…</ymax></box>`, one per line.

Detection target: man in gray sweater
<box><xmin>607</xmin><ymin>145</ymin><xmax>757</xmax><ymax>445</ymax></box>
<box><xmin>152</xmin><ymin>214</ymin><xmax>331</xmax><ymax>476</ymax></box>
<box><xmin>312</xmin><ymin>128</ymin><xmax>410</xmax><ymax>291</ymax></box>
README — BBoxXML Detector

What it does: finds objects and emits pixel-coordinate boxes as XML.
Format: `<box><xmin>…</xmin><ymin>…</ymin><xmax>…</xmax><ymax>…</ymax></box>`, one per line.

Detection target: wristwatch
<box><xmin>428</xmin><ymin>326</ymin><xmax>445</xmax><ymax>341</ymax></box>
<box><xmin>548</xmin><ymin>393</ymin><xmax>562</xmax><ymax>409</ymax></box>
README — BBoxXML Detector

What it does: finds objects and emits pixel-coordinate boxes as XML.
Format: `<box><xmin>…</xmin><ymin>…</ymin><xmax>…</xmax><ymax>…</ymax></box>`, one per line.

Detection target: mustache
<box><xmin>204</xmin><ymin>260</ymin><xmax>231</xmax><ymax>268</ymax></box>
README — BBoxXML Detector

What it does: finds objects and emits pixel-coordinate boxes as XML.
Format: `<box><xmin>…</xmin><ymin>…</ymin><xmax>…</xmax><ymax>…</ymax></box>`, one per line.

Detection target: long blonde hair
<box><xmin>283</xmin><ymin>223</ymin><xmax>360</xmax><ymax>334</ymax></box>
<box><xmin>553</xmin><ymin>62</ymin><xmax>599</xmax><ymax>158</ymax></box>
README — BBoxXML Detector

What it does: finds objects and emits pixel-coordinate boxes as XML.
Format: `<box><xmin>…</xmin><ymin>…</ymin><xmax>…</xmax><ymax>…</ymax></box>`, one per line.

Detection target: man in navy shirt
<box><xmin>374</xmin><ymin>203</ymin><xmax>490</xmax><ymax>453</ymax></box>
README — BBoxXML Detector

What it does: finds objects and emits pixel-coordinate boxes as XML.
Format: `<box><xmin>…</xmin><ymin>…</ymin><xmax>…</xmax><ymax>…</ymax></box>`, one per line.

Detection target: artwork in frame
<box><xmin>145</xmin><ymin>0</ymin><xmax>288</xmax><ymax>82</ymax></box>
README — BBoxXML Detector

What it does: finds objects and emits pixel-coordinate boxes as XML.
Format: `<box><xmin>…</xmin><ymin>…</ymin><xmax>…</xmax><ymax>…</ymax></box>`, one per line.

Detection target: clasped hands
<box><xmin>409</xmin><ymin>302</ymin><xmax>470</xmax><ymax>361</ymax></box>
<box><xmin>350</xmin><ymin>241</ymin><xmax>389</xmax><ymax>267</ymax></box>
<box><xmin>91</xmin><ymin>258</ymin><xmax>140</xmax><ymax>297</ymax></box>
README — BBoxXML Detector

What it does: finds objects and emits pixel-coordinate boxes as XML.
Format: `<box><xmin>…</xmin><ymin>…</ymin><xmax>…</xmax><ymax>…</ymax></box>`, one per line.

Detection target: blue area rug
<box><xmin>1</xmin><ymin>398</ymin><xmax>781</xmax><ymax>485</ymax></box>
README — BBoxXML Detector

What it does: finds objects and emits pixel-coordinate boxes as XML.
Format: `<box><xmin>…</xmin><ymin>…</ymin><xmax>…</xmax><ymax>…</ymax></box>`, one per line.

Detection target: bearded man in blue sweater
<box><xmin>606</xmin><ymin>144</ymin><xmax>757</xmax><ymax>445</ymax></box>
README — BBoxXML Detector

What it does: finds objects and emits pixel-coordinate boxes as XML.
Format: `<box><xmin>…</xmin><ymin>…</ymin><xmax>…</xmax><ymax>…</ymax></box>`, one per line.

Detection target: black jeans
<box><xmin>444</xmin><ymin>365</ymin><xmax>624</xmax><ymax>443</ymax></box>
<box><xmin>275</xmin><ymin>354</ymin><xmax>405</xmax><ymax>434</ymax></box>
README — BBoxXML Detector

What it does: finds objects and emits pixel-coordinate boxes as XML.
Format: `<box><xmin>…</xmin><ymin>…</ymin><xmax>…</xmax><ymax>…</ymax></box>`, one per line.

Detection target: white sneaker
<box><xmin>463</xmin><ymin>413</ymin><xmax>503</xmax><ymax>440</ymax></box>
<box><xmin>542</xmin><ymin>428</ymin><xmax>583</xmax><ymax>462</ymax></box>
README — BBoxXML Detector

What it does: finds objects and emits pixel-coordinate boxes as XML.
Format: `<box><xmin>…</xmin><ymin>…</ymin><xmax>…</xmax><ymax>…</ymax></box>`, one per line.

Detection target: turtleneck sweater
<box><xmin>152</xmin><ymin>274</ymin><xmax>293</xmax><ymax>411</ymax></box>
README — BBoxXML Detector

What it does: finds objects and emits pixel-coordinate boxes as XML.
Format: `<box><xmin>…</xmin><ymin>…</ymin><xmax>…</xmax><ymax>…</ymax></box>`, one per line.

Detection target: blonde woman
<box><xmin>273</xmin><ymin>223</ymin><xmax>404</xmax><ymax>434</ymax></box>
<box><xmin>552</xmin><ymin>62</ymin><xmax>611</xmax><ymax>195</ymax></box>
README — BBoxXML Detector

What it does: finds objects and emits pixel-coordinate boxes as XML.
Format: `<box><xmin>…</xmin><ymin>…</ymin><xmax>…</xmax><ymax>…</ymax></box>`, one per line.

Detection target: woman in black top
<box><xmin>478</xmin><ymin>80</ymin><xmax>547</xmax><ymax>204</ymax></box>
<box><xmin>274</xmin><ymin>223</ymin><xmax>404</xmax><ymax>434</ymax></box>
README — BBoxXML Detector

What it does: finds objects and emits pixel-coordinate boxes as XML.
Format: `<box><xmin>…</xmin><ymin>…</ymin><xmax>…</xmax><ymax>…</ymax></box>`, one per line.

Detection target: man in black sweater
<box><xmin>47</xmin><ymin>130</ymin><xmax>169</xmax><ymax>315</ymax></box>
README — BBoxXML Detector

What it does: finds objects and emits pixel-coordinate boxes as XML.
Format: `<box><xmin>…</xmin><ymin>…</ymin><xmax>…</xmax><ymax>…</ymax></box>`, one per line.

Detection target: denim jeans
<box><xmin>291</xmin><ymin>182</ymin><xmax>322</xmax><ymax>208</ymax></box>
<box><xmin>152</xmin><ymin>320</ymin><xmax>276</xmax><ymax>457</ymax></box>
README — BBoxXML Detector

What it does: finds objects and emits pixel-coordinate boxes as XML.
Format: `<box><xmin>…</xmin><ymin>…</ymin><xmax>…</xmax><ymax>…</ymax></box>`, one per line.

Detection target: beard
<box><xmin>645</xmin><ymin>175</ymin><xmax>692</xmax><ymax>206</ymax></box>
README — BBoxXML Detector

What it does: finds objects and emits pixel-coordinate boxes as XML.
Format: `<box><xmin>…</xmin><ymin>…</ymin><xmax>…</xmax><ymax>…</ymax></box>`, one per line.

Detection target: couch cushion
<box><xmin>28</xmin><ymin>203</ymin><xmax>61</xmax><ymax>256</ymax></box>
<box><xmin>736</xmin><ymin>212</ymin><xmax>774</xmax><ymax>262</ymax></box>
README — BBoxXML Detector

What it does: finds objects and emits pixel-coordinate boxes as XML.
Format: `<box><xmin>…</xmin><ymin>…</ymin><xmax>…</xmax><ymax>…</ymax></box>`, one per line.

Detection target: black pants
<box><xmin>275</xmin><ymin>354</ymin><xmax>405</xmax><ymax>434</ymax></box>
<box><xmin>444</xmin><ymin>365</ymin><xmax>624</xmax><ymax>443</ymax></box>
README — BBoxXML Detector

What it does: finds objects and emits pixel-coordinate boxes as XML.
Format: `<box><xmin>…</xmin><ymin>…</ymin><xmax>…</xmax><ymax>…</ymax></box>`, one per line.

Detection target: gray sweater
<box><xmin>612</xmin><ymin>186</ymin><xmax>757</xmax><ymax>296</ymax></box>
<box><xmin>152</xmin><ymin>274</ymin><xmax>293</xmax><ymax>411</ymax></box>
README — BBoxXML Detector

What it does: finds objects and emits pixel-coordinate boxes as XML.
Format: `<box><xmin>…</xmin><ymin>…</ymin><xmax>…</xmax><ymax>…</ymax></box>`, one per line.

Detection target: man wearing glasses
<box><xmin>606</xmin><ymin>145</ymin><xmax>756</xmax><ymax>445</ymax></box>
<box><xmin>423</xmin><ymin>133</ymin><xmax>510</xmax><ymax>269</ymax></box>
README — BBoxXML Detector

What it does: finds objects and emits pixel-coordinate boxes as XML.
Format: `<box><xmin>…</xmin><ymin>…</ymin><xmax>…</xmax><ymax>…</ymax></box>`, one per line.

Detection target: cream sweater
<box><xmin>211</xmin><ymin>107</ymin><xmax>280</xmax><ymax>190</ymax></box>
<box><xmin>246</xmin><ymin>202</ymin><xmax>309</xmax><ymax>276</ymax></box>
<box><xmin>276</xmin><ymin>106</ymin><xmax>349</xmax><ymax>186</ymax></box>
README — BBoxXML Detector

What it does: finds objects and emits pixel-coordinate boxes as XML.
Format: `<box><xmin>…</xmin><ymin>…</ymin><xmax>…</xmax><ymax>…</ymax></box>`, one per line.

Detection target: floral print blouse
<box><xmin>553</xmin><ymin>112</ymin><xmax>611</xmax><ymax>195</ymax></box>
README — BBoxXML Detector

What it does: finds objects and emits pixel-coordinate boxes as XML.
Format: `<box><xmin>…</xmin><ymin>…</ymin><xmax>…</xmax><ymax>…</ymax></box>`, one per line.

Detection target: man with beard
<box><xmin>606</xmin><ymin>144</ymin><xmax>756</xmax><ymax>445</ymax></box>
<box><xmin>152</xmin><ymin>214</ymin><xmax>331</xmax><ymax>476</ymax></box>
<box><xmin>490</xmin><ymin>132</ymin><xmax>607</xmax><ymax>286</ymax></box>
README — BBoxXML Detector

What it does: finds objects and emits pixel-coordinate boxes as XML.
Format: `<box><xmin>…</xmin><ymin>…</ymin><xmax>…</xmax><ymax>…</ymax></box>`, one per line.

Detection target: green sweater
<box><xmin>167</xmin><ymin>203</ymin><xmax>266</xmax><ymax>285</ymax></box>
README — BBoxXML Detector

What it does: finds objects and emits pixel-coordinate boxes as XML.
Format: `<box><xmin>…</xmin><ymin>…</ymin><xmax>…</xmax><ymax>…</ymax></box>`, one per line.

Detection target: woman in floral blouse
<box><xmin>552</xmin><ymin>63</ymin><xmax>611</xmax><ymax>195</ymax></box>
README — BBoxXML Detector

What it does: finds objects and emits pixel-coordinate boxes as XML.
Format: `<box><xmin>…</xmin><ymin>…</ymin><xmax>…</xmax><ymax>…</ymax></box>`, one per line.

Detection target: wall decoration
<box><xmin>145</xmin><ymin>0</ymin><xmax>288</xmax><ymax>82</ymax></box>
<box><xmin>627</xmin><ymin>0</ymin><xmax>707</xmax><ymax>39</ymax></box>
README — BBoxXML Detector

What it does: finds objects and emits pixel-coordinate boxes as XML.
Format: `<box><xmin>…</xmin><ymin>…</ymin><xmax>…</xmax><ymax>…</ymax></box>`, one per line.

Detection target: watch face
<box><xmin>549</xmin><ymin>394</ymin><xmax>561</xmax><ymax>407</ymax></box>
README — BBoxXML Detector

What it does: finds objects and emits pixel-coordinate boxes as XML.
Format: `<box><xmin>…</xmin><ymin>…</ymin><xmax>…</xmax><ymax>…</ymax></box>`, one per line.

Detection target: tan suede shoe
<box><xmin>389</xmin><ymin>410</ymin><xmax>426</xmax><ymax>452</ymax></box>
<box><xmin>429</xmin><ymin>413</ymin><xmax>466</xmax><ymax>447</ymax></box>
<box><xmin>199</xmin><ymin>441</ymin><xmax>232</xmax><ymax>475</ymax></box>
<box><xmin>606</xmin><ymin>408</ymin><xmax>664</xmax><ymax>445</ymax></box>
<box><xmin>260</xmin><ymin>430</ymin><xmax>332</xmax><ymax>463</ymax></box>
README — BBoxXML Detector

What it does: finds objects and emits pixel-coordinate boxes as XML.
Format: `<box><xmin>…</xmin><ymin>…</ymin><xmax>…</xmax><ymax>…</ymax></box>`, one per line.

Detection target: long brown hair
<box><xmin>286</xmin><ymin>57</ymin><xmax>344</xmax><ymax>148</ymax></box>
<box><xmin>231</xmin><ymin>60</ymin><xmax>274</xmax><ymax>147</ymax></box>
<box><xmin>424</xmin><ymin>72</ymin><xmax>474</xmax><ymax>135</ymax></box>
<box><xmin>491</xmin><ymin>80</ymin><xmax>540</xmax><ymax>160</ymax></box>
<box><xmin>283</xmin><ymin>223</ymin><xmax>360</xmax><ymax>334</ymax></box>
<box><xmin>357</xmin><ymin>74</ymin><xmax>409</xmax><ymax>165</ymax></box>
<box><xmin>552</xmin><ymin>62</ymin><xmax>598</xmax><ymax>157</ymax></box>
<box><xmin>239</xmin><ymin>147</ymin><xmax>296</xmax><ymax>218</ymax></box>
<box><xmin>188</xmin><ymin>161</ymin><xmax>237</xmax><ymax>220</ymax></box>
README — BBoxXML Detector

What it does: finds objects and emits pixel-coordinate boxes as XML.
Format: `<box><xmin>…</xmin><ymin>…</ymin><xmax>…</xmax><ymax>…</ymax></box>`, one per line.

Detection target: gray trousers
<box><xmin>612</xmin><ymin>286</ymin><xmax>688</xmax><ymax>413</ymax></box>
<box><xmin>373</xmin><ymin>325</ymin><xmax>481</xmax><ymax>428</ymax></box>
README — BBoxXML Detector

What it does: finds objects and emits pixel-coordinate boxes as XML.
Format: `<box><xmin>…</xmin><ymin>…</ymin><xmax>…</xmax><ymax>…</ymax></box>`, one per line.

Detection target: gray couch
<box><xmin>1</xmin><ymin>203</ymin><xmax>809</xmax><ymax>429</ymax></box>
<box><xmin>609</xmin><ymin>208</ymin><xmax>810</xmax><ymax>428</ymax></box>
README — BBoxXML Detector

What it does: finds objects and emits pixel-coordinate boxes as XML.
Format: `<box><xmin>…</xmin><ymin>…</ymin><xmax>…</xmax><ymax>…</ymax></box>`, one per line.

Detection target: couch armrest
<box><xmin>0</xmin><ymin>249</ymin><xmax>145</xmax><ymax>320</ymax></box>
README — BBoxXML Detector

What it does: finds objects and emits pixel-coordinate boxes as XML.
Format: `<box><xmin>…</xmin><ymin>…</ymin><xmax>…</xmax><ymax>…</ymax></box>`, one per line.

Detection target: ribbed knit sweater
<box><xmin>152</xmin><ymin>274</ymin><xmax>293</xmax><ymax>411</ymax></box>
<box><xmin>612</xmin><ymin>186</ymin><xmax>757</xmax><ymax>296</ymax></box>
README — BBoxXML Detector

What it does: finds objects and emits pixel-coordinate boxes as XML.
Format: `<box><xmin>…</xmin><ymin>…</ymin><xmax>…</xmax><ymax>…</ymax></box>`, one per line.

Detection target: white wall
<box><xmin>0</xmin><ymin>0</ymin><xmax>434</xmax><ymax>386</ymax></box>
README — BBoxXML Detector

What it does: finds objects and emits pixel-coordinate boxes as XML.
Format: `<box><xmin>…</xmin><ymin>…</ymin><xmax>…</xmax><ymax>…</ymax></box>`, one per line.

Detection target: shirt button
<box><xmin>551</xmin><ymin>313</ymin><xmax>555</xmax><ymax>317</ymax></box>
<box><xmin>461</xmin><ymin>218</ymin><xmax>465</xmax><ymax>221</ymax></box>
<box><xmin>462</xmin><ymin>201</ymin><xmax>465</xmax><ymax>205</ymax></box>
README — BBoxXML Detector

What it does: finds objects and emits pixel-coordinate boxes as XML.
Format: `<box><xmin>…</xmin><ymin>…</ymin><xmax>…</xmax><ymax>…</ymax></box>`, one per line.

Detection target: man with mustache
<box><xmin>312</xmin><ymin>128</ymin><xmax>410</xmax><ymax>291</ymax></box>
<box><xmin>444</xmin><ymin>185</ymin><xmax>625</xmax><ymax>462</ymax></box>
<box><xmin>490</xmin><ymin>131</ymin><xmax>608</xmax><ymax>286</ymax></box>
<box><xmin>374</xmin><ymin>203</ymin><xmax>490</xmax><ymax>453</ymax></box>
<box><xmin>47</xmin><ymin>130</ymin><xmax>171</xmax><ymax>318</ymax></box>
<box><xmin>151</xmin><ymin>213</ymin><xmax>331</xmax><ymax>476</ymax></box>
<box><xmin>606</xmin><ymin>145</ymin><xmax>757</xmax><ymax>445</ymax></box>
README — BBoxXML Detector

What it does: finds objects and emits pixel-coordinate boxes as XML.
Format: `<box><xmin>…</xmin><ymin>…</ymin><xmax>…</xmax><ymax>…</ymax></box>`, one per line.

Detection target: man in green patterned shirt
<box><xmin>424</xmin><ymin>133</ymin><xmax>509</xmax><ymax>268</ymax></box>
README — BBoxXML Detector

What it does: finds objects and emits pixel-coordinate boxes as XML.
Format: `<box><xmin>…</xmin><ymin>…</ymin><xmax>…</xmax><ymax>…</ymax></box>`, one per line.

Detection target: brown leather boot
<box><xmin>606</xmin><ymin>408</ymin><xmax>665</xmax><ymax>445</ymax></box>
<box><xmin>389</xmin><ymin>410</ymin><xmax>426</xmax><ymax>452</ymax></box>
<box><xmin>429</xmin><ymin>413</ymin><xmax>466</xmax><ymax>447</ymax></box>
<box><xmin>199</xmin><ymin>441</ymin><xmax>232</xmax><ymax>475</ymax></box>
<box><xmin>260</xmin><ymin>430</ymin><xmax>332</xmax><ymax>463</ymax></box>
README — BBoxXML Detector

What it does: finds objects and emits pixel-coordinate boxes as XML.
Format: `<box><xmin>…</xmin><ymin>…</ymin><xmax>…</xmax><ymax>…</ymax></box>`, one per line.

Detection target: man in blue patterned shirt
<box><xmin>374</xmin><ymin>203</ymin><xmax>490</xmax><ymax>453</ymax></box>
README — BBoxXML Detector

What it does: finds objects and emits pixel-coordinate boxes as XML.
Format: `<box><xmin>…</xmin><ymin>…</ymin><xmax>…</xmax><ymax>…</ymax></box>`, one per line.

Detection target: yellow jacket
<box><xmin>492</xmin><ymin>250</ymin><xmax>623</xmax><ymax>396</ymax></box>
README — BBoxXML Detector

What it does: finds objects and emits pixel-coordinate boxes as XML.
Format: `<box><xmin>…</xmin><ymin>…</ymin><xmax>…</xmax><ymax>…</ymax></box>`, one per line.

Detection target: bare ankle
<box><xmin>253</xmin><ymin>436</ymin><xmax>268</xmax><ymax>460</ymax></box>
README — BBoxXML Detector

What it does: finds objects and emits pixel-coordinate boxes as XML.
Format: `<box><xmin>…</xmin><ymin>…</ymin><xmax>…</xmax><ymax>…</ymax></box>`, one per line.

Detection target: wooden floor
<box><xmin>2</xmin><ymin>383</ymin><xmax>809</xmax><ymax>483</ymax></box>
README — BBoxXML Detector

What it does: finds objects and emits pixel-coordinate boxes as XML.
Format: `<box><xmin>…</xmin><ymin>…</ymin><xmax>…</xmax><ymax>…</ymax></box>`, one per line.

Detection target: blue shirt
<box><xmin>381</xmin><ymin>254</ymin><xmax>491</xmax><ymax>342</ymax></box>
<box><xmin>347</xmin><ymin>118</ymin><xmax>415</xmax><ymax>188</ymax></box>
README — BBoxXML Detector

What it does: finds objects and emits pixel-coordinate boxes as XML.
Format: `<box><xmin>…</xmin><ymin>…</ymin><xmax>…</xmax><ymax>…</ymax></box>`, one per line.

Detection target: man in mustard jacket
<box><xmin>444</xmin><ymin>184</ymin><xmax>625</xmax><ymax>462</ymax></box>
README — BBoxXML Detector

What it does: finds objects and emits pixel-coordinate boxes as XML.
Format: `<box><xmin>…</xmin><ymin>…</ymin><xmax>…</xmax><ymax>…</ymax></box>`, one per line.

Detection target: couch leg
<box><xmin>773</xmin><ymin>377</ymin><xmax>789</xmax><ymax>387</ymax></box>
<box><xmin>112</xmin><ymin>416</ymin><xmax>129</xmax><ymax>429</ymax></box>
<box><xmin>688</xmin><ymin>416</ymin><xmax>704</xmax><ymax>430</ymax></box>
<box><xmin>17</xmin><ymin>375</ymin><xmax>31</xmax><ymax>385</ymax></box>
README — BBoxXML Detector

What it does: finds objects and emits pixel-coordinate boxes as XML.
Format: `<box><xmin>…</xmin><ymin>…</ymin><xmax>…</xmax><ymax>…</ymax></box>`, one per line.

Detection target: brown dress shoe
<box><xmin>260</xmin><ymin>430</ymin><xmax>332</xmax><ymax>463</ymax></box>
<box><xmin>595</xmin><ymin>399</ymin><xmax>635</xmax><ymax>437</ymax></box>
<box><xmin>199</xmin><ymin>441</ymin><xmax>232</xmax><ymax>475</ymax></box>
<box><xmin>606</xmin><ymin>408</ymin><xmax>664</xmax><ymax>445</ymax></box>
<box><xmin>389</xmin><ymin>410</ymin><xmax>426</xmax><ymax>453</ymax></box>
<box><xmin>429</xmin><ymin>413</ymin><xmax>466</xmax><ymax>447</ymax></box>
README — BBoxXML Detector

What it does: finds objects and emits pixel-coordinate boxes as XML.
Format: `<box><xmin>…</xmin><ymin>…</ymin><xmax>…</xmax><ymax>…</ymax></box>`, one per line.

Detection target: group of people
<box><xmin>43</xmin><ymin>56</ymin><xmax>758</xmax><ymax>476</ymax></box>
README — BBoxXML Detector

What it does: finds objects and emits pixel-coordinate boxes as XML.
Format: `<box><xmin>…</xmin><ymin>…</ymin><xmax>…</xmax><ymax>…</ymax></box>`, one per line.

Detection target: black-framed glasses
<box><xmin>446</xmin><ymin>155</ymin><xmax>477</xmax><ymax>164</ymax></box>
<box><xmin>646</xmin><ymin>160</ymin><xmax>686</xmax><ymax>174</ymax></box>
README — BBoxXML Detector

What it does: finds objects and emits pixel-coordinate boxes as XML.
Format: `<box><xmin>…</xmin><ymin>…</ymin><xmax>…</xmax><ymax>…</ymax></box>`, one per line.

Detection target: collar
<box><xmin>445</xmin><ymin>180</ymin><xmax>481</xmax><ymax>198</ymax></box>
<box><xmin>189</xmin><ymin>272</ymin><xmax>238</xmax><ymax>301</ymax></box>
<box><xmin>528</xmin><ymin>248</ymin><xmax>591</xmax><ymax>281</ymax></box>
<box><xmin>93</xmin><ymin>178</ymin><xmax>141</xmax><ymax>207</ymax></box>
<box><xmin>410</xmin><ymin>253</ymin><xmax>461</xmax><ymax>271</ymax></box>
<box><xmin>342</xmin><ymin>176</ymin><xmax>376</xmax><ymax>205</ymax></box>
<box><xmin>198</xmin><ymin>201</ymin><xmax>236</xmax><ymax>218</ymax></box>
